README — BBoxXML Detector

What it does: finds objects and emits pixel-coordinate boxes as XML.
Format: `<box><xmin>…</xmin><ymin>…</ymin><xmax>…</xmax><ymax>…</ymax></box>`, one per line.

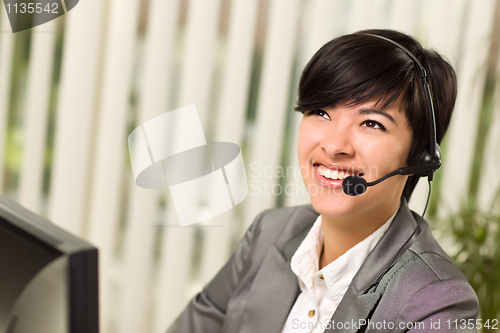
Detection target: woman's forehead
<box><xmin>329</xmin><ymin>94</ymin><xmax>407</xmax><ymax>113</ymax></box>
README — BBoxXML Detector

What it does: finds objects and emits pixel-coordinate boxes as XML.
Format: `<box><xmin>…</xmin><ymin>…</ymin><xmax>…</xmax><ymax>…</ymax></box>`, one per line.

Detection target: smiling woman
<box><xmin>298</xmin><ymin>99</ymin><xmax>412</xmax><ymax>235</ymax></box>
<box><xmin>167</xmin><ymin>29</ymin><xmax>479</xmax><ymax>333</ymax></box>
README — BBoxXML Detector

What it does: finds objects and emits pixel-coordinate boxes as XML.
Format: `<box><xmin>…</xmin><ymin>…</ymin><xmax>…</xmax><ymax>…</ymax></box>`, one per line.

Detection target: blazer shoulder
<box><xmin>249</xmin><ymin>204</ymin><xmax>319</xmax><ymax>239</ymax></box>
<box><xmin>371</xmin><ymin>228</ymin><xmax>479</xmax><ymax>330</ymax></box>
<box><xmin>255</xmin><ymin>204</ymin><xmax>318</xmax><ymax>223</ymax></box>
<box><xmin>408</xmin><ymin>225</ymin><xmax>470</xmax><ymax>283</ymax></box>
<box><xmin>379</xmin><ymin>222</ymin><xmax>472</xmax><ymax>290</ymax></box>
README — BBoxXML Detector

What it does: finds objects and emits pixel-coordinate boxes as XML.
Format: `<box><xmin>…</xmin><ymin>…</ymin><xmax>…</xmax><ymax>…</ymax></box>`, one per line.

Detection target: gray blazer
<box><xmin>167</xmin><ymin>198</ymin><xmax>479</xmax><ymax>332</ymax></box>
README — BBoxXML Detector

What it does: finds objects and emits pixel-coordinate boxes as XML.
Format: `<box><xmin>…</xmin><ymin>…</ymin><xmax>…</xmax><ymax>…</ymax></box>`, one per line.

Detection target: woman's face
<box><xmin>297</xmin><ymin>98</ymin><xmax>413</xmax><ymax>220</ymax></box>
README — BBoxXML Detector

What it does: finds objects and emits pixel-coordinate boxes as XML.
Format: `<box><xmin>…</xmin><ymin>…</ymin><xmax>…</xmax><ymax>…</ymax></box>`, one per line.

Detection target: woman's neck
<box><xmin>319</xmin><ymin>200</ymin><xmax>400</xmax><ymax>269</ymax></box>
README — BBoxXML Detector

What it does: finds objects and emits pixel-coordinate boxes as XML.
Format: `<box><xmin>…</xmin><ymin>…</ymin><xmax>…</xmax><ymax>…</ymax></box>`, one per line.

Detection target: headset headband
<box><xmin>359</xmin><ymin>33</ymin><xmax>440</xmax><ymax>179</ymax></box>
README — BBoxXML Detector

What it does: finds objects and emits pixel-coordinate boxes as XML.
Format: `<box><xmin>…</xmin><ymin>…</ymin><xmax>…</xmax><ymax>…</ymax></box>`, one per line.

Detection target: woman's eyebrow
<box><xmin>359</xmin><ymin>108</ymin><xmax>396</xmax><ymax>124</ymax></box>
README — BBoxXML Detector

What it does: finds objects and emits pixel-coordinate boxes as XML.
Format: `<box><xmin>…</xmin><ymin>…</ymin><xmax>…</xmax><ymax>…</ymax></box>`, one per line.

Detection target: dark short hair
<box><xmin>295</xmin><ymin>29</ymin><xmax>457</xmax><ymax>202</ymax></box>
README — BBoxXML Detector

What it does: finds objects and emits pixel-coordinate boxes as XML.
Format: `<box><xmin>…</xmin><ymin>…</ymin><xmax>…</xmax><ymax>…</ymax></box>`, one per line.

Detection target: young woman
<box><xmin>167</xmin><ymin>29</ymin><xmax>479</xmax><ymax>333</ymax></box>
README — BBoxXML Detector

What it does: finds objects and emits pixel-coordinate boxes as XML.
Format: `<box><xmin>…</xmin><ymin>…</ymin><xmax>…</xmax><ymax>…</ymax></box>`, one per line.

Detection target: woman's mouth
<box><xmin>314</xmin><ymin>164</ymin><xmax>365</xmax><ymax>189</ymax></box>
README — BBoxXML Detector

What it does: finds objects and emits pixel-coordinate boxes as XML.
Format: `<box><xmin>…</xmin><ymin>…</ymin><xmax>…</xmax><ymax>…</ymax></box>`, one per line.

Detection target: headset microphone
<box><xmin>342</xmin><ymin>161</ymin><xmax>441</xmax><ymax>196</ymax></box>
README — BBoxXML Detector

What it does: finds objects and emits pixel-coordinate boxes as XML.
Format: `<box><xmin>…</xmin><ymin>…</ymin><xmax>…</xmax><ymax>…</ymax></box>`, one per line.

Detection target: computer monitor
<box><xmin>0</xmin><ymin>194</ymin><xmax>99</xmax><ymax>333</ymax></box>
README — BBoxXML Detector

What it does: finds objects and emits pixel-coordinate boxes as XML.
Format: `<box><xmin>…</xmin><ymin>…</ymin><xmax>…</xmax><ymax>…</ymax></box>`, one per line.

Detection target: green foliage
<box><xmin>2</xmin><ymin>30</ymin><xmax>31</xmax><ymax>195</ymax></box>
<box><xmin>441</xmin><ymin>193</ymin><xmax>500</xmax><ymax>328</ymax></box>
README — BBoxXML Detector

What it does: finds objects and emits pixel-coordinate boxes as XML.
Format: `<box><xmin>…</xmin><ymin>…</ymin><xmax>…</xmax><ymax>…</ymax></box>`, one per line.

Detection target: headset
<box><xmin>342</xmin><ymin>34</ymin><xmax>442</xmax><ymax>196</ymax></box>
<box><xmin>339</xmin><ymin>34</ymin><xmax>442</xmax><ymax>295</ymax></box>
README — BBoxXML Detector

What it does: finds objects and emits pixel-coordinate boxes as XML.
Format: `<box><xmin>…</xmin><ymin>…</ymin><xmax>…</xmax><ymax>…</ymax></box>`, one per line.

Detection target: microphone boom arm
<box><xmin>366</xmin><ymin>161</ymin><xmax>441</xmax><ymax>187</ymax></box>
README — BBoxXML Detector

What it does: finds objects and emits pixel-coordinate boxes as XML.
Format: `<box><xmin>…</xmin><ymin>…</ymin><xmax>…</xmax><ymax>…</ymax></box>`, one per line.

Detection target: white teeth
<box><xmin>324</xmin><ymin>168</ymin><xmax>332</xmax><ymax>178</ymax></box>
<box><xmin>318</xmin><ymin>166</ymin><xmax>349</xmax><ymax>180</ymax></box>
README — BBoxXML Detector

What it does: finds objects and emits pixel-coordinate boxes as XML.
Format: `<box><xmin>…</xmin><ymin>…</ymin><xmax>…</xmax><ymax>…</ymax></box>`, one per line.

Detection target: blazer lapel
<box><xmin>240</xmin><ymin>206</ymin><xmax>318</xmax><ymax>333</ymax></box>
<box><xmin>240</xmin><ymin>245</ymin><xmax>300</xmax><ymax>333</ymax></box>
<box><xmin>328</xmin><ymin>289</ymin><xmax>383</xmax><ymax>333</ymax></box>
<box><xmin>326</xmin><ymin>198</ymin><xmax>421</xmax><ymax>332</ymax></box>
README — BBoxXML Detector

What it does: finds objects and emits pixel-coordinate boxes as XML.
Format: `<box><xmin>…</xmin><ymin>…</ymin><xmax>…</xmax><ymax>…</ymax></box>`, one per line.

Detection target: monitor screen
<box><xmin>0</xmin><ymin>195</ymin><xmax>99</xmax><ymax>333</ymax></box>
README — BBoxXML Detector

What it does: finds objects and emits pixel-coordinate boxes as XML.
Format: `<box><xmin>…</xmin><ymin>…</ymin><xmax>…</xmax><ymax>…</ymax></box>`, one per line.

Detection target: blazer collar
<box><xmin>282</xmin><ymin>205</ymin><xmax>319</xmax><ymax>261</ymax></box>
<box><xmin>328</xmin><ymin>197</ymin><xmax>423</xmax><ymax>332</ymax></box>
<box><xmin>241</xmin><ymin>198</ymin><xmax>422</xmax><ymax>333</ymax></box>
<box><xmin>349</xmin><ymin>197</ymin><xmax>420</xmax><ymax>294</ymax></box>
<box><xmin>283</xmin><ymin>197</ymin><xmax>420</xmax><ymax>284</ymax></box>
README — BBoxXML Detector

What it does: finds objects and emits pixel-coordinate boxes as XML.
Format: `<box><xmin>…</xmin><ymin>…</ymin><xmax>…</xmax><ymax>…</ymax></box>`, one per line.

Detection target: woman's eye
<box><xmin>308</xmin><ymin>109</ymin><xmax>331</xmax><ymax>120</ymax></box>
<box><xmin>361</xmin><ymin>120</ymin><xmax>386</xmax><ymax>131</ymax></box>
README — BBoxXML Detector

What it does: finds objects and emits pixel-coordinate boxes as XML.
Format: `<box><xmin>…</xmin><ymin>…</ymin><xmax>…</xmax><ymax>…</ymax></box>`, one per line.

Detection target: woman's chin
<box><xmin>309</xmin><ymin>193</ymin><xmax>362</xmax><ymax>218</ymax></box>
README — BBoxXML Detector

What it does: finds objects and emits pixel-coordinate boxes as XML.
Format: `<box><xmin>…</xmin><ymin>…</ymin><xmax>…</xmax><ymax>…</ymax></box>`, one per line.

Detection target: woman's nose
<box><xmin>320</xmin><ymin>125</ymin><xmax>355</xmax><ymax>158</ymax></box>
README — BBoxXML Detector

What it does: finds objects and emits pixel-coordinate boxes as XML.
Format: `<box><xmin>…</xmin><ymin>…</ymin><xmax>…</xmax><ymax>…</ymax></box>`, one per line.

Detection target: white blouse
<box><xmin>280</xmin><ymin>203</ymin><xmax>400</xmax><ymax>333</ymax></box>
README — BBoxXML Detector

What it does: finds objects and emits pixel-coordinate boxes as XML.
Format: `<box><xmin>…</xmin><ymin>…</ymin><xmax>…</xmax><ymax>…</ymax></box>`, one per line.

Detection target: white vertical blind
<box><xmin>440</xmin><ymin>0</ymin><xmax>496</xmax><ymax>213</ymax></box>
<box><xmin>407</xmin><ymin>0</ymin><xmax>468</xmax><ymax>213</ymax></box>
<box><xmin>119</xmin><ymin>182</ymin><xmax>160</xmax><ymax>333</ymax></box>
<box><xmin>243</xmin><ymin>0</ymin><xmax>302</xmax><ymax>229</ymax></box>
<box><xmin>48</xmin><ymin>0</ymin><xmax>107</xmax><ymax>235</ymax></box>
<box><xmin>389</xmin><ymin>0</ymin><xmax>419</xmax><ymax>33</ymax></box>
<box><xmin>133</xmin><ymin>1</ymin><xmax>182</xmax><ymax>332</ymax></box>
<box><xmin>18</xmin><ymin>21</ymin><xmax>57</xmax><ymax>213</ymax></box>
<box><xmin>478</xmin><ymin>101</ymin><xmax>500</xmax><ymax>209</ymax></box>
<box><xmin>85</xmin><ymin>0</ymin><xmax>142</xmax><ymax>330</ymax></box>
<box><xmin>119</xmin><ymin>0</ymin><xmax>182</xmax><ymax>331</ymax></box>
<box><xmin>198</xmin><ymin>0</ymin><xmax>260</xmax><ymax>286</ymax></box>
<box><xmin>474</xmin><ymin>0</ymin><xmax>500</xmax><ymax>210</ymax></box>
<box><xmin>153</xmin><ymin>0</ymin><xmax>222</xmax><ymax>329</ymax></box>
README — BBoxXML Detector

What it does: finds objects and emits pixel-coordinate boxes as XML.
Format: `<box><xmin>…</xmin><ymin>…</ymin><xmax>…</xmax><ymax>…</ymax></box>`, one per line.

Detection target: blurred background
<box><xmin>1</xmin><ymin>0</ymin><xmax>499</xmax><ymax>332</ymax></box>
